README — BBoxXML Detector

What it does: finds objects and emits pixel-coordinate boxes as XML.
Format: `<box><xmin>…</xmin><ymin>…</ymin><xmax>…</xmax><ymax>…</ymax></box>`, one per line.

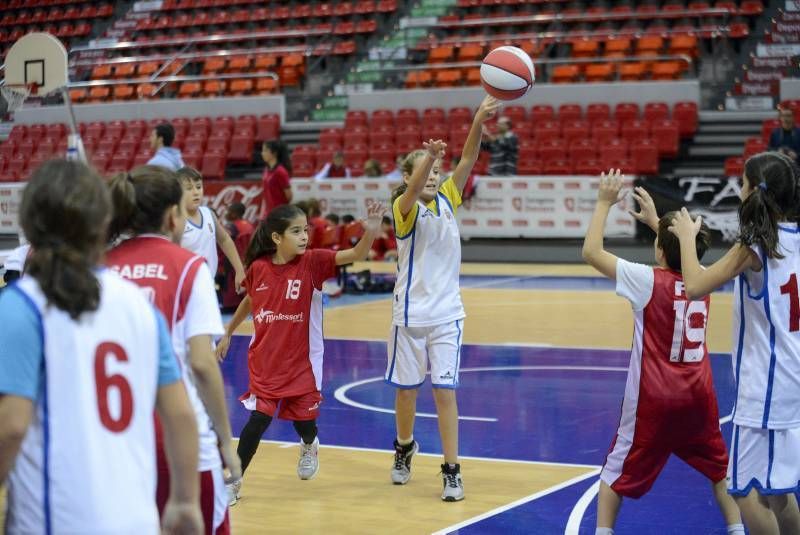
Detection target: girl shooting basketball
<box><xmin>386</xmin><ymin>95</ymin><xmax>500</xmax><ymax>502</ymax></box>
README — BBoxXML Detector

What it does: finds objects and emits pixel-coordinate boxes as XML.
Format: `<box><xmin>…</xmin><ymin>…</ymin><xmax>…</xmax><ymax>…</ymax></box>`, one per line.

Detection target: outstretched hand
<box><xmin>363</xmin><ymin>201</ymin><xmax>387</xmax><ymax>233</ymax></box>
<box><xmin>476</xmin><ymin>95</ymin><xmax>502</xmax><ymax>123</ymax></box>
<box><xmin>597</xmin><ymin>168</ymin><xmax>625</xmax><ymax>205</ymax></box>
<box><xmin>667</xmin><ymin>207</ymin><xmax>702</xmax><ymax>240</ymax></box>
<box><xmin>422</xmin><ymin>139</ymin><xmax>447</xmax><ymax>160</ymax></box>
<box><xmin>630</xmin><ymin>186</ymin><xmax>659</xmax><ymax>230</ymax></box>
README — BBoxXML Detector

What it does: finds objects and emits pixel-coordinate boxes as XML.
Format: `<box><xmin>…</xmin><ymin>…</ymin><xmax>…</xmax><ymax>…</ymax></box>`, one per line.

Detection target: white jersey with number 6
<box><xmin>732</xmin><ymin>224</ymin><xmax>800</xmax><ymax>429</ymax></box>
<box><xmin>6</xmin><ymin>271</ymin><xmax>166</xmax><ymax>534</ymax></box>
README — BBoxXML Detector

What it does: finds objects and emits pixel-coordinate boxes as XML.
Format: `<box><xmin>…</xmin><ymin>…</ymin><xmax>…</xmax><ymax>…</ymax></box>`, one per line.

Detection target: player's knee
<box><xmin>293</xmin><ymin>419</ymin><xmax>317</xmax><ymax>444</ymax></box>
<box><xmin>248</xmin><ymin>410</ymin><xmax>272</xmax><ymax>432</ymax></box>
<box><xmin>396</xmin><ymin>388</ymin><xmax>418</xmax><ymax>401</ymax></box>
<box><xmin>432</xmin><ymin>388</ymin><xmax>457</xmax><ymax>404</ymax></box>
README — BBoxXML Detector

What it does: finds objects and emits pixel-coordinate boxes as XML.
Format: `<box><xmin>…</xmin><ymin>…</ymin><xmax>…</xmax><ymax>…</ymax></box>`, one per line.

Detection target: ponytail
<box><xmin>20</xmin><ymin>160</ymin><xmax>110</xmax><ymax>319</ymax></box>
<box><xmin>740</xmin><ymin>152</ymin><xmax>800</xmax><ymax>259</ymax></box>
<box><xmin>108</xmin><ymin>165</ymin><xmax>183</xmax><ymax>242</ymax></box>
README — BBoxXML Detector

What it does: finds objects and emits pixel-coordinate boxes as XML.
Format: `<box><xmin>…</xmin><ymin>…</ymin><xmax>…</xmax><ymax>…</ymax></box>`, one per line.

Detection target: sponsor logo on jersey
<box><xmin>439</xmin><ymin>370</ymin><xmax>454</xmax><ymax>380</ymax></box>
<box><xmin>307</xmin><ymin>401</ymin><xmax>320</xmax><ymax>412</ymax></box>
<box><xmin>255</xmin><ymin>283</ymin><xmax>269</xmax><ymax>292</ymax></box>
<box><xmin>253</xmin><ymin>308</ymin><xmax>304</xmax><ymax>325</ymax></box>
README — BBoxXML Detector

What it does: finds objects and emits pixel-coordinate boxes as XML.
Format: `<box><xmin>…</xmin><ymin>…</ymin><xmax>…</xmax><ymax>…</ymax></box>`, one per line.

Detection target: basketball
<box><xmin>480</xmin><ymin>46</ymin><xmax>535</xmax><ymax>101</ymax></box>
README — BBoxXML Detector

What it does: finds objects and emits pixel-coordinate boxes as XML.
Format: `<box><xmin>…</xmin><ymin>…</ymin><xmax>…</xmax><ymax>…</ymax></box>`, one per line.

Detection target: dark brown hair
<box><xmin>244</xmin><ymin>204</ymin><xmax>305</xmax><ymax>267</ymax></box>
<box><xmin>175</xmin><ymin>165</ymin><xmax>203</xmax><ymax>184</ymax></box>
<box><xmin>20</xmin><ymin>159</ymin><xmax>110</xmax><ymax>319</ymax></box>
<box><xmin>658</xmin><ymin>211</ymin><xmax>711</xmax><ymax>271</ymax></box>
<box><xmin>108</xmin><ymin>165</ymin><xmax>183</xmax><ymax>241</ymax></box>
<box><xmin>739</xmin><ymin>152</ymin><xmax>800</xmax><ymax>259</ymax></box>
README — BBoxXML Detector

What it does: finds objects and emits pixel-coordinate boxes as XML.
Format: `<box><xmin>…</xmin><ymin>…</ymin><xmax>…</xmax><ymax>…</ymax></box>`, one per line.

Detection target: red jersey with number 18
<box><xmin>245</xmin><ymin>249</ymin><xmax>337</xmax><ymax>399</ymax></box>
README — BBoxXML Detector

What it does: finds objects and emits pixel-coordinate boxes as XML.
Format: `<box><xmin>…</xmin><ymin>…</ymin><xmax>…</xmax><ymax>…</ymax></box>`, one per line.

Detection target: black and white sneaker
<box><xmin>441</xmin><ymin>463</ymin><xmax>464</xmax><ymax>502</ymax></box>
<box><xmin>391</xmin><ymin>439</ymin><xmax>419</xmax><ymax>485</ymax></box>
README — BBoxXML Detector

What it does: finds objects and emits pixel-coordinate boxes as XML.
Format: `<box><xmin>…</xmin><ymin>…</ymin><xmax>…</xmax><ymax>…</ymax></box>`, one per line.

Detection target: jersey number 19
<box><xmin>670</xmin><ymin>300</ymin><xmax>707</xmax><ymax>363</ymax></box>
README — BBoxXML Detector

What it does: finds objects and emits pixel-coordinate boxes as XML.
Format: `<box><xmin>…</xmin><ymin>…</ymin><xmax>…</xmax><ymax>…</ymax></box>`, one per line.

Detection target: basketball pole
<box><xmin>59</xmin><ymin>86</ymin><xmax>87</xmax><ymax>164</ymax></box>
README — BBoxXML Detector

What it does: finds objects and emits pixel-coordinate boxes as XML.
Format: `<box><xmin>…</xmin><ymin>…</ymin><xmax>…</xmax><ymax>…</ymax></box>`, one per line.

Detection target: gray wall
<box><xmin>348</xmin><ymin>81</ymin><xmax>700</xmax><ymax>112</ymax></box>
<box><xmin>15</xmin><ymin>94</ymin><xmax>285</xmax><ymax>125</ymax></box>
<box><xmin>781</xmin><ymin>78</ymin><xmax>800</xmax><ymax>101</ymax></box>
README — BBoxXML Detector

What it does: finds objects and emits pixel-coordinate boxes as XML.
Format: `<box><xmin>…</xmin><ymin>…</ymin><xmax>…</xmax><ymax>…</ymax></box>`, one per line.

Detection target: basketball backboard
<box><xmin>3</xmin><ymin>32</ymin><xmax>68</xmax><ymax>95</ymax></box>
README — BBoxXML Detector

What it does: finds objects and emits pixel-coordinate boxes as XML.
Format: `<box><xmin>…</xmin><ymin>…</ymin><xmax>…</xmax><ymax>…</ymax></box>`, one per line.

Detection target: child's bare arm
<box><xmin>582</xmin><ymin>169</ymin><xmax>625</xmax><ymax>280</ymax></box>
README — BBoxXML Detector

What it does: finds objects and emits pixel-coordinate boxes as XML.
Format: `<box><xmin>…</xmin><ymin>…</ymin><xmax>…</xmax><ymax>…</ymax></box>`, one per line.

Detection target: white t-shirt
<box><xmin>616</xmin><ymin>259</ymin><xmax>655</xmax><ymax>310</ymax></box>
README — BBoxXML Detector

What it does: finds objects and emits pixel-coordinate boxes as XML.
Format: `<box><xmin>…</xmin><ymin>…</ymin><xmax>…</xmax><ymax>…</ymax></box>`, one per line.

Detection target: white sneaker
<box><xmin>227</xmin><ymin>479</ymin><xmax>241</xmax><ymax>506</ymax></box>
<box><xmin>297</xmin><ymin>437</ymin><xmax>320</xmax><ymax>480</ymax></box>
<box><xmin>391</xmin><ymin>439</ymin><xmax>419</xmax><ymax>485</ymax></box>
<box><xmin>441</xmin><ymin>464</ymin><xmax>464</xmax><ymax>502</ymax></box>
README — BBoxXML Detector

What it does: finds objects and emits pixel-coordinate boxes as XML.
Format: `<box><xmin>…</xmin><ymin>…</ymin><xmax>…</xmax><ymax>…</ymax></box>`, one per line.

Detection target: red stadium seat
<box><xmin>631</xmin><ymin>140</ymin><xmax>659</xmax><ymax>175</ymax></box>
<box><xmin>651</xmin><ymin>120</ymin><xmax>680</xmax><ymax>158</ymax></box>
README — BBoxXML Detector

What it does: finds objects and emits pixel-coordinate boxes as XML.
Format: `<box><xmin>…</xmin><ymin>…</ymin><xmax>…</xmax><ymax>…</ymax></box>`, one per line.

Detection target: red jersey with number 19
<box><xmin>245</xmin><ymin>249</ymin><xmax>337</xmax><ymax>399</ymax></box>
<box><xmin>601</xmin><ymin>259</ymin><xmax>727</xmax><ymax>499</ymax></box>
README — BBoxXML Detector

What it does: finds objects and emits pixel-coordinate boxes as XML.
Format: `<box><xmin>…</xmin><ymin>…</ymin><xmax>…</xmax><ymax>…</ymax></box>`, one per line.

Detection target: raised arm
<box><xmin>630</xmin><ymin>186</ymin><xmax>660</xmax><ymax>233</ymax></box>
<box><xmin>451</xmin><ymin>96</ymin><xmax>501</xmax><ymax>193</ymax></box>
<box><xmin>335</xmin><ymin>202</ymin><xmax>387</xmax><ymax>265</ymax></box>
<box><xmin>582</xmin><ymin>169</ymin><xmax>625</xmax><ymax>280</ymax></box>
<box><xmin>216</xmin><ymin>294</ymin><xmax>252</xmax><ymax>361</ymax></box>
<box><xmin>213</xmin><ymin>212</ymin><xmax>246</xmax><ymax>291</ymax></box>
<box><xmin>395</xmin><ymin>140</ymin><xmax>447</xmax><ymax>219</ymax></box>
<box><xmin>669</xmin><ymin>208</ymin><xmax>760</xmax><ymax>299</ymax></box>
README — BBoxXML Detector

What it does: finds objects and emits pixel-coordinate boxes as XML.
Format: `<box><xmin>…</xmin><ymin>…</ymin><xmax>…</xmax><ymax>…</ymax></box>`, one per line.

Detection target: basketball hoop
<box><xmin>0</xmin><ymin>83</ymin><xmax>34</xmax><ymax>113</ymax></box>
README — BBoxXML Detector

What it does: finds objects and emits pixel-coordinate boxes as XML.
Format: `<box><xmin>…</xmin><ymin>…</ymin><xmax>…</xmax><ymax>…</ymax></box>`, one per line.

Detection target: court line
<box><xmin>333</xmin><ymin>365</ymin><xmax>629</xmax><ymax>423</ymax></box>
<box><xmin>247</xmin><ymin>439</ymin><xmax>601</xmax><ymax>469</ymax></box>
<box><xmin>563</xmin><ymin>410</ymin><xmax>735</xmax><ymax>534</ymax></box>
<box><xmin>430</xmin><ymin>468</ymin><xmax>602</xmax><ymax>535</ymax></box>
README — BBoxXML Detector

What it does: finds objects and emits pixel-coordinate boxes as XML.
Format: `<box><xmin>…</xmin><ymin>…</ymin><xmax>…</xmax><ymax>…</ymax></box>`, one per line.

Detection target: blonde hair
<box><xmin>392</xmin><ymin>150</ymin><xmax>428</xmax><ymax>202</ymax></box>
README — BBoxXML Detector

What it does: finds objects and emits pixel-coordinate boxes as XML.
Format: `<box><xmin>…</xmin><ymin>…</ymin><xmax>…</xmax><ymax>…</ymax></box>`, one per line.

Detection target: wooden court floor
<box><xmin>0</xmin><ymin>263</ymin><xmax>736</xmax><ymax>533</ymax></box>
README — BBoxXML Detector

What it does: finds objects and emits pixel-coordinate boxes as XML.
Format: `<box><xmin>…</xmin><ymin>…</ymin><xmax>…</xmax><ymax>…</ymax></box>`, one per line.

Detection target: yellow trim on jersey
<box><xmin>392</xmin><ymin>177</ymin><xmax>462</xmax><ymax>239</ymax></box>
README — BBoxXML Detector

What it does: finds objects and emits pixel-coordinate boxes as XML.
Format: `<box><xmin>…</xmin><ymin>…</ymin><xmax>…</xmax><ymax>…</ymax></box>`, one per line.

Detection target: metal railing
<box><xmin>69</xmin><ymin>71</ymin><xmax>279</xmax><ymax>98</ymax></box>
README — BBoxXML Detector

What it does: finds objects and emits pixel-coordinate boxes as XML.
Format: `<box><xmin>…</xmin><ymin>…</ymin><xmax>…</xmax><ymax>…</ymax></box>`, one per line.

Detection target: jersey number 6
<box><xmin>670</xmin><ymin>300</ymin><xmax>707</xmax><ymax>363</ymax></box>
<box><xmin>94</xmin><ymin>342</ymin><xmax>134</xmax><ymax>433</ymax></box>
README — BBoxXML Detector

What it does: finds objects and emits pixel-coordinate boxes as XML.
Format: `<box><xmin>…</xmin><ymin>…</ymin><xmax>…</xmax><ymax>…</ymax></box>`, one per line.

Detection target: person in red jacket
<box><xmin>260</xmin><ymin>140</ymin><xmax>293</xmax><ymax>219</ymax></box>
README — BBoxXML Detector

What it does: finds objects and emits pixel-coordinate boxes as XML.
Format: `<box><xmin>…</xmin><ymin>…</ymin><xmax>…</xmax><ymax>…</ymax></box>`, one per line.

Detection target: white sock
<box><xmin>397</xmin><ymin>435</ymin><xmax>413</xmax><ymax>446</ymax></box>
<box><xmin>595</xmin><ymin>528</ymin><xmax>614</xmax><ymax>535</ymax></box>
<box><xmin>726</xmin><ymin>524</ymin><xmax>745</xmax><ymax>535</ymax></box>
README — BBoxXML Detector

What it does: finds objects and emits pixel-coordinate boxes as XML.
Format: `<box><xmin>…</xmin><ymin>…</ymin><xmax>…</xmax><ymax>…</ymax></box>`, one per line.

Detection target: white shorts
<box><xmin>385</xmin><ymin>320</ymin><xmax>463</xmax><ymax>389</ymax></box>
<box><xmin>727</xmin><ymin>423</ymin><xmax>800</xmax><ymax>496</ymax></box>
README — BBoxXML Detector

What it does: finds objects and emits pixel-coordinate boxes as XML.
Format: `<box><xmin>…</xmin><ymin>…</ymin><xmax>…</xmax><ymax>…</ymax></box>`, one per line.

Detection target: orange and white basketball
<box><xmin>479</xmin><ymin>46</ymin><xmax>535</xmax><ymax>101</ymax></box>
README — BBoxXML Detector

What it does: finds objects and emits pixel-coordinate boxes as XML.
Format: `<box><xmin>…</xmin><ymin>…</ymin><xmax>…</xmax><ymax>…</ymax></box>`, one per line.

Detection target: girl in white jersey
<box><xmin>387</xmin><ymin>95</ymin><xmax>500</xmax><ymax>502</ymax></box>
<box><xmin>0</xmin><ymin>160</ymin><xmax>202</xmax><ymax>534</ymax></box>
<box><xmin>671</xmin><ymin>152</ymin><xmax>800</xmax><ymax>534</ymax></box>
<box><xmin>177</xmin><ymin>167</ymin><xmax>246</xmax><ymax>293</ymax></box>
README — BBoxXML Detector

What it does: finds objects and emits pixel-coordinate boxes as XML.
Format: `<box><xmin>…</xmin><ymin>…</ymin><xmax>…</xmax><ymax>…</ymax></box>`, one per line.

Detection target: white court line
<box><xmin>563</xmin><ymin>410</ymin><xmax>735</xmax><ymax>534</ymax></box>
<box><xmin>431</xmin><ymin>468</ymin><xmax>602</xmax><ymax>535</ymax></box>
<box><xmin>333</xmin><ymin>365</ymin><xmax>629</xmax><ymax>423</ymax></box>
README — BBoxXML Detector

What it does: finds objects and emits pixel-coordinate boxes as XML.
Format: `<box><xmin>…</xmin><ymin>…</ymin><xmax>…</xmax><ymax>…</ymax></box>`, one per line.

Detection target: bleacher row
<box><xmin>0</xmin><ymin>114</ymin><xmax>281</xmax><ymax>182</ymax></box>
<box><xmin>0</xmin><ymin>3</ymin><xmax>114</xmax><ymax>56</ymax></box>
<box><xmin>724</xmin><ymin>100</ymin><xmax>800</xmax><ymax>177</ymax></box>
<box><xmin>288</xmin><ymin>101</ymin><xmax>698</xmax><ymax>177</ymax></box>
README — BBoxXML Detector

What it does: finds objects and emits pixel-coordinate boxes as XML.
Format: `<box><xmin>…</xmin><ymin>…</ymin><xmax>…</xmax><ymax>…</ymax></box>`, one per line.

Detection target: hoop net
<box><xmin>0</xmin><ymin>83</ymin><xmax>35</xmax><ymax>112</ymax></box>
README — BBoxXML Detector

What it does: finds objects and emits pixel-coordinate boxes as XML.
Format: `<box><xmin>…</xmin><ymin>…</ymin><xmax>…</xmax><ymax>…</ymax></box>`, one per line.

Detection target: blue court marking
<box><xmin>221</xmin><ymin>338</ymin><xmax>740</xmax><ymax>534</ymax></box>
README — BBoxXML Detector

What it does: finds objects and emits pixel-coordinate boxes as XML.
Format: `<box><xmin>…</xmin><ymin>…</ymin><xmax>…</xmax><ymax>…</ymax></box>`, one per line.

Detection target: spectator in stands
<box><xmin>481</xmin><ymin>116</ymin><xmax>518</xmax><ymax>176</ymax></box>
<box><xmin>260</xmin><ymin>140</ymin><xmax>293</xmax><ymax>218</ymax></box>
<box><xmin>368</xmin><ymin>216</ymin><xmax>397</xmax><ymax>261</ymax></box>
<box><xmin>385</xmin><ymin>155</ymin><xmax>404</xmax><ymax>182</ymax></box>
<box><xmin>147</xmin><ymin>122</ymin><xmax>185</xmax><ymax>171</ymax></box>
<box><xmin>224</xmin><ymin>202</ymin><xmax>255</xmax><ymax>241</ymax></box>
<box><xmin>305</xmin><ymin>199</ymin><xmax>328</xmax><ymax>249</ymax></box>
<box><xmin>768</xmin><ymin>107</ymin><xmax>800</xmax><ymax>163</ymax></box>
<box><xmin>364</xmin><ymin>159</ymin><xmax>383</xmax><ymax>178</ymax></box>
<box><xmin>314</xmin><ymin>151</ymin><xmax>351</xmax><ymax>179</ymax></box>
<box><xmin>325</xmin><ymin>213</ymin><xmax>340</xmax><ymax>226</ymax></box>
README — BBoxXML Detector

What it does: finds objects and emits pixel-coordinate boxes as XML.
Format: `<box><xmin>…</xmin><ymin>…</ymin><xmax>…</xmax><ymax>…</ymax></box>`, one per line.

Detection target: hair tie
<box><xmin>759</xmin><ymin>182</ymin><xmax>768</xmax><ymax>192</ymax></box>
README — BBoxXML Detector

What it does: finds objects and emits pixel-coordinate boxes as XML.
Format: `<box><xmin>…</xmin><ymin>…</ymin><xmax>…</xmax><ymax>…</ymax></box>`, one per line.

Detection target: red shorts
<box><xmin>239</xmin><ymin>390</ymin><xmax>322</xmax><ymax>421</ymax></box>
<box><xmin>600</xmin><ymin>416</ymin><xmax>729</xmax><ymax>499</ymax></box>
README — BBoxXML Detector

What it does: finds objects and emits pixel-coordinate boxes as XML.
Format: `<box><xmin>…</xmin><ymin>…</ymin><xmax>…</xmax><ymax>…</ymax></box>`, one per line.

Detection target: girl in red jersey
<box><xmin>583</xmin><ymin>170</ymin><xmax>743</xmax><ymax>535</ymax></box>
<box><xmin>216</xmin><ymin>201</ymin><xmax>385</xmax><ymax>503</ymax></box>
<box><xmin>259</xmin><ymin>140</ymin><xmax>293</xmax><ymax>219</ymax></box>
